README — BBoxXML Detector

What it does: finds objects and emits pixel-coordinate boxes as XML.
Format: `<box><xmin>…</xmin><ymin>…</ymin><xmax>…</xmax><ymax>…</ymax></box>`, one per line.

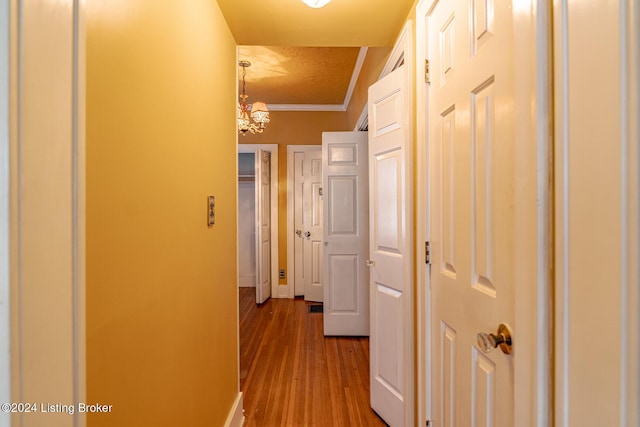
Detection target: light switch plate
<box><xmin>208</xmin><ymin>196</ymin><xmax>215</xmax><ymax>226</ymax></box>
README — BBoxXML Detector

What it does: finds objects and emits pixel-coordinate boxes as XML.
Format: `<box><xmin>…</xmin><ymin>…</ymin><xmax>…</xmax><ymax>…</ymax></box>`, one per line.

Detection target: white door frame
<box><xmin>0</xmin><ymin>2</ymin><xmax>11</xmax><ymax>424</ymax></box>
<box><xmin>286</xmin><ymin>145</ymin><xmax>321</xmax><ymax>299</ymax></box>
<box><xmin>5</xmin><ymin>2</ymin><xmax>86</xmax><ymax>426</ymax></box>
<box><xmin>238</xmin><ymin>144</ymin><xmax>280</xmax><ymax>298</ymax></box>
<box><xmin>415</xmin><ymin>0</ymin><xmax>554</xmax><ymax>425</ymax></box>
<box><xmin>553</xmin><ymin>1</ymin><xmax>639</xmax><ymax>425</ymax></box>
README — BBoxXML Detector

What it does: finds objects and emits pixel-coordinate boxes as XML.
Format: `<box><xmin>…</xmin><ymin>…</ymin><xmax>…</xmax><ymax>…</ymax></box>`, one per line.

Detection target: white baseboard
<box><xmin>278</xmin><ymin>284</ymin><xmax>289</xmax><ymax>298</ymax></box>
<box><xmin>238</xmin><ymin>275</ymin><xmax>256</xmax><ymax>288</ymax></box>
<box><xmin>224</xmin><ymin>392</ymin><xmax>244</xmax><ymax>427</ymax></box>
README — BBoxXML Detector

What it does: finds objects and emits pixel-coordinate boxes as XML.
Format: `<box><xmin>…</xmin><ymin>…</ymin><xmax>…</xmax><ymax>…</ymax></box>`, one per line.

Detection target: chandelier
<box><xmin>237</xmin><ymin>61</ymin><xmax>270</xmax><ymax>135</ymax></box>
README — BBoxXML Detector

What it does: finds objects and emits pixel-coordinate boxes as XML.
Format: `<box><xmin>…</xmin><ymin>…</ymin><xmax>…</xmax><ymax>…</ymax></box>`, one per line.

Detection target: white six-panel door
<box><xmin>303</xmin><ymin>150</ymin><xmax>324</xmax><ymax>302</ymax></box>
<box><xmin>428</xmin><ymin>0</ymin><xmax>517</xmax><ymax>425</ymax></box>
<box><xmin>368</xmin><ymin>65</ymin><xmax>413</xmax><ymax>427</ymax></box>
<box><xmin>322</xmin><ymin>132</ymin><xmax>369</xmax><ymax>336</ymax></box>
<box><xmin>255</xmin><ymin>149</ymin><xmax>271</xmax><ymax>304</ymax></box>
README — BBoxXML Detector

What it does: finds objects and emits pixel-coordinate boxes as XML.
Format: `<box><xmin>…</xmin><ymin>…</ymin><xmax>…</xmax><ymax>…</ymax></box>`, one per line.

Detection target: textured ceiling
<box><xmin>220</xmin><ymin>0</ymin><xmax>414</xmax><ymax>108</ymax></box>
<box><xmin>238</xmin><ymin>46</ymin><xmax>360</xmax><ymax>105</ymax></box>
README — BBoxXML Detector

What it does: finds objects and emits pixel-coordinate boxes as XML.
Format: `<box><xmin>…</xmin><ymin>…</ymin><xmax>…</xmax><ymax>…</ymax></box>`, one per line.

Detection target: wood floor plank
<box><xmin>239</xmin><ymin>288</ymin><xmax>387</xmax><ymax>426</ymax></box>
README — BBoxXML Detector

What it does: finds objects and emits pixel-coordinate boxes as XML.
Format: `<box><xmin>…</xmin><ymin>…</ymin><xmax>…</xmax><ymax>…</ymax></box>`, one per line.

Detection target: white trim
<box><xmin>73</xmin><ymin>1</ymin><xmax>87</xmax><ymax>426</ymax></box>
<box><xmin>621</xmin><ymin>1</ymin><xmax>639</xmax><ymax>422</ymax></box>
<box><xmin>0</xmin><ymin>1</ymin><xmax>11</xmax><ymax>425</ymax></box>
<box><xmin>513</xmin><ymin>0</ymin><xmax>554</xmax><ymax>426</ymax></box>
<box><xmin>342</xmin><ymin>47</ymin><xmax>368</xmax><ymax>110</ymax></box>
<box><xmin>402</xmin><ymin>19</ymin><xmax>415</xmax><ymax>427</ymax></box>
<box><xmin>238</xmin><ymin>144</ymin><xmax>280</xmax><ymax>299</ymax></box>
<box><xmin>224</xmin><ymin>392</ymin><xmax>245</xmax><ymax>427</ymax></box>
<box><xmin>554</xmin><ymin>1</ymin><xmax>570</xmax><ymax>425</ymax></box>
<box><xmin>269</xmin><ymin>47</ymin><xmax>369</xmax><ymax>113</ymax></box>
<box><xmin>626</xmin><ymin>1</ymin><xmax>639</xmax><ymax>423</ymax></box>
<box><xmin>9</xmin><ymin>2</ymin><xmax>86</xmax><ymax>422</ymax></box>
<box><xmin>414</xmin><ymin>3</ymin><xmax>431</xmax><ymax>426</ymax></box>
<box><xmin>286</xmin><ymin>145</ymin><xmax>320</xmax><ymax>299</ymax></box>
<box><xmin>278</xmin><ymin>284</ymin><xmax>289</xmax><ymax>298</ymax></box>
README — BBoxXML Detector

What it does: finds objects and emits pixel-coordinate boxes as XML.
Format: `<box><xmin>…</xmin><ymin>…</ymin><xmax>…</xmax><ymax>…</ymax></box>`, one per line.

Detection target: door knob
<box><xmin>366</xmin><ymin>260</ymin><xmax>375</xmax><ymax>267</ymax></box>
<box><xmin>477</xmin><ymin>323</ymin><xmax>512</xmax><ymax>355</ymax></box>
<box><xmin>304</xmin><ymin>231</ymin><xmax>311</xmax><ymax>238</ymax></box>
<box><xmin>295</xmin><ymin>229</ymin><xmax>302</xmax><ymax>237</ymax></box>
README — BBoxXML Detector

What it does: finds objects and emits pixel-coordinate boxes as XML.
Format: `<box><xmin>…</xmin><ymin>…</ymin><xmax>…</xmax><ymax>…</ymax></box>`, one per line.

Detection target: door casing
<box><xmin>286</xmin><ymin>144</ymin><xmax>322</xmax><ymax>299</ymax></box>
<box><xmin>0</xmin><ymin>2</ymin><xmax>10</xmax><ymax>423</ymax></box>
<box><xmin>238</xmin><ymin>144</ymin><xmax>280</xmax><ymax>298</ymax></box>
<box><xmin>5</xmin><ymin>1</ymin><xmax>87</xmax><ymax>426</ymax></box>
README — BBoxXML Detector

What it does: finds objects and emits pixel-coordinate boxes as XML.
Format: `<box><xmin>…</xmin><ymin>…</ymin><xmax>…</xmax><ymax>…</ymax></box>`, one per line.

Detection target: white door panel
<box><xmin>303</xmin><ymin>150</ymin><xmax>323</xmax><ymax>302</ymax></box>
<box><xmin>428</xmin><ymin>0</ymin><xmax>516</xmax><ymax>425</ymax></box>
<box><xmin>322</xmin><ymin>132</ymin><xmax>369</xmax><ymax>336</ymax></box>
<box><xmin>256</xmin><ymin>149</ymin><xmax>272</xmax><ymax>304</ymax></box>
<box><xmin>369</xmin><ymin>65</ymin><xmax>413</xmax><ymax>427</ymax></box>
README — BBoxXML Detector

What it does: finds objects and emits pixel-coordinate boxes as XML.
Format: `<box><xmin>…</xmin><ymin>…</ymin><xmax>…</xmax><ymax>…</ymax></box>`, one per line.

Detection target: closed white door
<box><xmin>368</xmin><ymin>65</ymin><xmax>413</xmax><ymax>427</ymax></box>
<box><xmin>428</xmin><ymin>0</ymin><xmax>517</xmax><ymax>425</ymax></box>
<box><xmin>303</xmin><ymin>149</ymin><xmax>323</xmax><ymax>302</ymax></box>
<box><xmin>322</xmin><ymin>132</ymin><xmax>369</xmax><ymax>336</ymax></box>
<box><xmin>255</xmin><ymin>149</ymin><xmax>271</xmax><ymax>304</ymax></box>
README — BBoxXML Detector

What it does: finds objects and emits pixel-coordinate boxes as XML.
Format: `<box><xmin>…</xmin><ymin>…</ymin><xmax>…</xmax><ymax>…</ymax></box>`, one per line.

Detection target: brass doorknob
<box><xmin>477</xmin><ymin>323</ymin><xmax>512</xmax><ymax>355</ymax></box>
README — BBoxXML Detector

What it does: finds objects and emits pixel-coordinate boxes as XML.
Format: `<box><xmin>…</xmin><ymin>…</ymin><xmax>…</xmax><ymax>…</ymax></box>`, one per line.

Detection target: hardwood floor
<box><xmin>239</xmin><ymin>287</ymin><xmax>387</xmax><ymax>426</ymax></box>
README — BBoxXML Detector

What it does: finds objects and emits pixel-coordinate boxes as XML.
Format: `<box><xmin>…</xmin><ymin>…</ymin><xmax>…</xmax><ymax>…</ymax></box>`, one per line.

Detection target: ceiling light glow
<box><xmin>302</xmin><ymin>0</ymin><xmax>332</xmax><ymax>8</ymax></box>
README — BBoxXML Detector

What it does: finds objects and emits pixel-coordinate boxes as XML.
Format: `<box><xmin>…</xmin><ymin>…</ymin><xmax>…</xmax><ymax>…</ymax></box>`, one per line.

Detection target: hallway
<box><xmin>239</xmin><ymin>288</ymin><xmax>387</xmax><ymax>426</ymax></box>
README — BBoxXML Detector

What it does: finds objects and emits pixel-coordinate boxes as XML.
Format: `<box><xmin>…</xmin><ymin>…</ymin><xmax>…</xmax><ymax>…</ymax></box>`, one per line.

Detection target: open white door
<box><xmin>255</xmin><ymin>149</ymin><xmax>271</xmax><ymax>304</ymax></box>
<box><xmin>303</xmin><ymin>150</ymin><xmax>323</xmax><ymax>302</ymax></box>
<box><xmin>368</xmin><ymin>65</ymin><xmax>413</xmax><ymax>426</ymax></box>
<box><xmin>322</xmin><ymin>132</ymin><xmax>369</xmax><ymax>336</ymax></box>
<box><xmin>428</xmin><ymin>0</ymin><xmax>517</xmax><ymax>425</ymax></box>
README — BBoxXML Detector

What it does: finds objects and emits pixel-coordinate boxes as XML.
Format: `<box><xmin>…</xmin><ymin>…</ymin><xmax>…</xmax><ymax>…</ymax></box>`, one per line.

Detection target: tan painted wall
<box><xmin>240</xmin><ymin>110</ymin><xmax>347</xmax><ymax>284</ymax></box>
<box><xmin>86</xmin><ymin>1</ymin><xmax>239</xmax><ymax>425</ymax></box>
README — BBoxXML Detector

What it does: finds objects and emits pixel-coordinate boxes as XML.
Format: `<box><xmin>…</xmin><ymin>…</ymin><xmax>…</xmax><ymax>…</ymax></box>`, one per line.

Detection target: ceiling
<box><xmin>217</xmin><ymin>0</ymin><xmax>415</xmax><ymax>109</ymax></box>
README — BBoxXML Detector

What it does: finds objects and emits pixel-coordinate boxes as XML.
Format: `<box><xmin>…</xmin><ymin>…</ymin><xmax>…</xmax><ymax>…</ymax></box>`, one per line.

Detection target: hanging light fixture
<box><xmin>301</xmin><ymin>0</ymin><xmax>332</xmax><ymax>7</ymax></box>
<box><xmin>237</xmin><ymin>61</ymin><xmax>270</xmax><ymax>136</ymax></box>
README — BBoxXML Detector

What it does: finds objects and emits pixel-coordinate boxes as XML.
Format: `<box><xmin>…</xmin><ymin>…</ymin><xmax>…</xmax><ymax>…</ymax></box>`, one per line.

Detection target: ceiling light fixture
<box><xmin>301</xmin><ymin>0</ymin><xmax>332</xmax><ymax>8</ymax></box>
<box><xmin>237</xmin><ymin>61</ymin><xmax>270</xmax><ymax>136</ymax></box>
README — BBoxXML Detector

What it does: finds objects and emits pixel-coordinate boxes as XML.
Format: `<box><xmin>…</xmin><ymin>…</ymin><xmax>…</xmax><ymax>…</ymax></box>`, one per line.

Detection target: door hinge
<box><xmin>425</xmin><ymin>59</ymin><xmax>430</xmax><ymax>84</ymax></box>
<box><xmin>425</xmin><ymin>241</ymin><xmax>431</xmax><ymax>264</ymax></box>
<box><xmin>426</xmin><ymin>420</ymin><xmax>432</xmax><ymax>427</ymax></box>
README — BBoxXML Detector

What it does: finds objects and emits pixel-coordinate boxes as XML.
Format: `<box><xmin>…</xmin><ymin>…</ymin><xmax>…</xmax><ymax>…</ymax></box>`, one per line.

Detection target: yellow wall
<box><xmin>240</xmin><ymin>110</ymin><xmax>347</xmax><ymax>284</ymax></box>
<box><xmin>86</xmin><ymin>1</ymin><xmax>239</xmax><ymax>425</ymax></box>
